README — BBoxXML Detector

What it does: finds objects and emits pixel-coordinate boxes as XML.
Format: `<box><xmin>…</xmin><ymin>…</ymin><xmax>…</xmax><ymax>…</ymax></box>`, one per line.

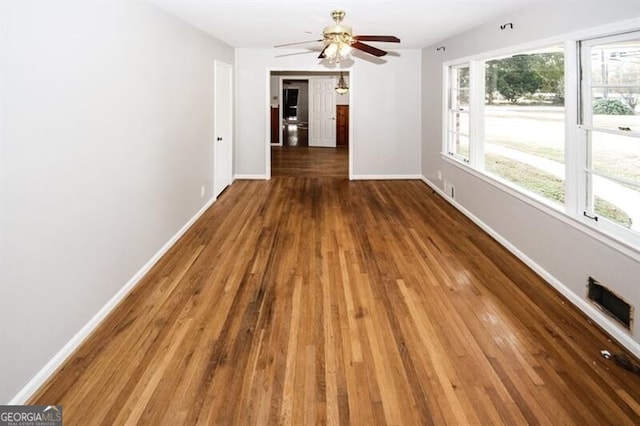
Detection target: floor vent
<box><xmin>588</xmin><ymin>277</ymin><xmax>633</xmax><ymax>331</ymax></box>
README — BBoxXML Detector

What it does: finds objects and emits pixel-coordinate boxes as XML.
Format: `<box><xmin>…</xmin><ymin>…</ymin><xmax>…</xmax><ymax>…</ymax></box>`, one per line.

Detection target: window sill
<box><xmin>440</xmin><ymin>153</ymin><xmax>640</xmax><ymax>262</ymax></box>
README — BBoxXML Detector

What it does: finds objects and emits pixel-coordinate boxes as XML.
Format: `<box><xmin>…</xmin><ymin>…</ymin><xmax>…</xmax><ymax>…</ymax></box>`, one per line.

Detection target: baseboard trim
<box><xmin>233</xmin><ymin>174</ymin><xmax>268</xmax><ymax>180</ymax></box>
<box><xmin>351</xmin><ymin>174</ymin><xmax>422</xmax><ymax>180</ymax></box>
<box><xmin>9</xmin><ymin>196</ymin><xmax>217</xmax><ymax>404</ymax></box>
<box><xmin>420</xmin><ymin>176</ymin><xmax>640</xmax><ymax>359</ymax></box>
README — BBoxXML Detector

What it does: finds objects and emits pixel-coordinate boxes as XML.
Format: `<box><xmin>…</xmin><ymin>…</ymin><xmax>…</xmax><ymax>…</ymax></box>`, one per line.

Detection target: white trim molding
<box><xmin>9</xmin><ymin>196</ymin><xmax>217</xmax><ymax>404</ymax></box>
<box><xmin>351</xmin><ymin>174</ymin><xmax>422</xmax><ymax>180</ymax></box>
<box><xmin>234</xmin><ymin>174</ymin><xmax>269</xmax><ymax>180</ymax></box>
<box><xmin>266</xmin><ymin>67</ymin><xmax>355</xmax><ymax>181</ymax></box>
<box><xmin>420</xmin><ymin>176</ymin><xmax>640</xmax><ymax>359</ymax></box>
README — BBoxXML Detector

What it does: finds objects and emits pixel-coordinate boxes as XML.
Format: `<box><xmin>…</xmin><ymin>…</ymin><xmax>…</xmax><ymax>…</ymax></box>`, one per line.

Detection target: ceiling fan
<box><xmin>275</xmin><ymin>10</ymin><xmax>400</xmax><ymax>62</ymax></box>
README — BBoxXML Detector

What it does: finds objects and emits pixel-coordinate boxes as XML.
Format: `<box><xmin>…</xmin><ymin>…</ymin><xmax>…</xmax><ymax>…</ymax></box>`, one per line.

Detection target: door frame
<box><xmin>214</xmin><ymin>60</ymin><xmax>233</xmax><ymax>198</ymax></box>
<box><xmin>265</xmin><ymin>68</ymin><xmax>354</xmax><ymax>180</ymax></box>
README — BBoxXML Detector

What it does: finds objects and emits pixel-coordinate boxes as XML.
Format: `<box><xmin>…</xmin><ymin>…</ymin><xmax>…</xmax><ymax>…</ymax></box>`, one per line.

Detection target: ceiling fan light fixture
<box><xmin>335</xmin><ymin>72</ymin><xmax>349</xmax><ymax>94</ymax></box>
<box><xmin>323</xmin><ymin>40</ymin><xmax>352</xmax><ymax>63</ymax></box>
<box><xmin>338</xmin><ymin>42</ymin><xmax>352</xmax><ymax>58</ymax></box>
<box><xmin>321</xmin><ymin>10</ymin><xmax>355</xmax><ymax>63</ymax></box>
<box><xmin>276</xmin><ymin>10</ymin><xmax>400</xmax><ymax>62</ymax></box>
<box><xmin>324</xmin><ymin>42</ymin><xmax>338</xmax><ymax>59</ymax></box>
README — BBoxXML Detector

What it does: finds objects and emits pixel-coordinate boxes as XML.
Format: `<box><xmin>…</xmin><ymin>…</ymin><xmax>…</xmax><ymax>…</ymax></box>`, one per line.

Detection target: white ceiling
<box><xmin>153</xmin><ymin>0</ymin><xmax>533</xmax><ymax>50</ymax></box>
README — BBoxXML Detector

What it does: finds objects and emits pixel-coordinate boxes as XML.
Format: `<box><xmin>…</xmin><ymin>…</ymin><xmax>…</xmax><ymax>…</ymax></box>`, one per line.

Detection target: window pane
<box><xmin>592</xmin><ymin>88</ymin><xmax>640</xmax><ymax>131</ymax></box>
<box><xmin>450</xmin><ymin>133</ymin><xmax>469</xmax><ymax>159</ymax></box>
<box><xmin>451</xmin><ymin>66</ymin><xmax>470</xmax><ymax>108</ymax></box>
<box><xmin>486</xmin><ymin>48</ymin><xmax>564</xmax><ymax>105</ymax></box>
<box><xmin>457</xmin><ymin>67</ymin><xmax>470</xmax><ymax>89</ymax></box>
<box><xmin>590</xmin><ymin>40</ymin><xmax>640</xmax><ymax>86</ymax></box>
<box><xmin>486</xmin><ymin>154</ymin><xmax>565</xmax><ymax>203</ymax></box>
<box><xmin>592</xmin><ymin>175</ymin><xmax>638</xmax><ymax>229</ymax></box>
<box><xmin>592</xmin><ymin>132</ymin><xmax>640</xmax><ymax>186</ymax></box>
<box><xmin>484</xmin><ymin>46</ymin><xmax>565</xmax><ymax>205</ymax></box>
<box><xmin>450</xmin><ymin>89</ymin><xmax>469</xmax><ymax>110</ymax></box>
<box><xmin>449</xmin><ymin>111</ymin><xmax>469</xmax><ymax>136</ymax></box>
<box><xmin>448</xmin><ymin>65</ymin><xmax>470</xmax><ymax>159</ymax></box>
<box><xmin>452</xmin><ymin>66</ymin><xmax>470</xmax><ymax>90</ymax></box>
<box><xmin>583</xmin><ymin>33</ymin><xmax>640</xmax><ymax>237</ymax></box>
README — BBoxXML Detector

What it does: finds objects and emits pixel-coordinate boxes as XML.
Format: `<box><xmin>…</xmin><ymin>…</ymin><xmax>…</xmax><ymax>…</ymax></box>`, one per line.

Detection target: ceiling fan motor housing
<box><xmin>323</xmin><ymin>24</ymin><xmax>352</xmax><ymax>38</ymax></box>
<box><xmin>324</xmin><ymin>10</ymin><xmax>353</xmax><ymax>44</ymax></box>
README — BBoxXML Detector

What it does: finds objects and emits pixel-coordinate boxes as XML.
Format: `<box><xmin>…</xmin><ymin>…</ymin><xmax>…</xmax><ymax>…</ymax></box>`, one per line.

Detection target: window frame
<box><xmin>444</xmin><ymin>43</ymin><xmax>569</xmax><ymax>212</ymax></box>
<box><xmin>482</xmin><ymin>45</ymin><xmax>566</xmax><ymax>209</ymax></box>
<box><xmin>440</xmin><ymin>23</ymin><xmax>640</xmax><ymax>258</ymax></box>
<box><xmin>578</xmin><ymin>31</ymin><xmax>640</xmax><ymax>244</ymax></box>
<box><xmin>445</xmin><ymin>63</ymin><xmax>472</xmax><ymax>163</ymax></box>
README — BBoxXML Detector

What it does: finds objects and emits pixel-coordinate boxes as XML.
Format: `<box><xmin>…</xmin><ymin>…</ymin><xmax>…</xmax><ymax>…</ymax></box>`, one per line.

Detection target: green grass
<box><xmin>488</xmin><ymin>139</ymin><xmax>564</xmax><ymax>163</ymax></box>
<box><xmin>485</xmin><ymin>154</ymin><xmax>632</xmax><ymax>228</ymax></box>
<box><xmin>593</xmin><ymin>151</ymin><xmax>640</xmax><ymax>189</ymax></box>
<box><xmin>489</xmin><ymin>138</ymin><xmax>640</xmax><ymax>190</ymax></box>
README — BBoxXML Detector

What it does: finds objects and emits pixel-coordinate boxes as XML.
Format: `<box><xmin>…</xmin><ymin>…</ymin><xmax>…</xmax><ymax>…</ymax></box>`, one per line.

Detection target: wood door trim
<box><xmin>336</xmin><ymin>105</ymin><xmax>349</xmax><ymax>147</ymax></box>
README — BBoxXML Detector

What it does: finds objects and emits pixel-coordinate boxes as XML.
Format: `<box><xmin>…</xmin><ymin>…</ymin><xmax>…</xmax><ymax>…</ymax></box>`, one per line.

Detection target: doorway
<box><xmin>282</xmin><ymin>80</ymin><xmax>309</xmax><ymax>147</ymax></box>
<box><xmin>268</xmin><ymin>70</ymin><xmax>352</xmax><ymax>179</ymax></box>
<box><xmin>214</xmin><ymin>61</ymin><xmax>233</xmax><ymax>197</ymax></box>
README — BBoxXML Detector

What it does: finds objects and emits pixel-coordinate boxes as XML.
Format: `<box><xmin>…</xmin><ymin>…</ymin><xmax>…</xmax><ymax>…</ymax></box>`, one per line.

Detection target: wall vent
<box><xmin>587</xmin><ymin>277</ymin><xmax>633</xmax><ymax>331</ymax></box>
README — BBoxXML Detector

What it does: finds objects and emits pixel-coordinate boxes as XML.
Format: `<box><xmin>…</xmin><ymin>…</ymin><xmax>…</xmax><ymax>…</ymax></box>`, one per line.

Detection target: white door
<box><xmin>309</xmin><ymin>78</ymin><xmax>336</xmax><ymax>147</ymax></box>
<box><xmin>214</xmin><ymin>61</ymin><xmax>233</xmax><ymax>198</ymax></box>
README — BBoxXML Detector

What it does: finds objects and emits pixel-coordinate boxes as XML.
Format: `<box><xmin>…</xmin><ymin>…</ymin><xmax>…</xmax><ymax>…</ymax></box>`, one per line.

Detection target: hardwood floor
<box><xmin>282</xmin><ymin>123</ymin><xmax>308</xmax><ymax>147</ymax></box>
<box><xmin>31</xmin><ymin>166</ymin><xmax>640</xmax><ymax>423</ymax></box>
<box><xmin>271</xmin><ymin>146</ymin><xmax>348</xmax><ymax>178</ymax></box>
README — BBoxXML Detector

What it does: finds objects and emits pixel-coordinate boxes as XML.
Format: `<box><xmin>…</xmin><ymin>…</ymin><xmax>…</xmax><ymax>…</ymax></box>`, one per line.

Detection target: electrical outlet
<box><xmin>437</xmin><ymin>170</ymin><xmax>442</xmax><ymax>180</ymax></box>
<box><xmin>200</xmin><ymin>185</ymin><xmax>205</xmax><ymax>198</ymax></box>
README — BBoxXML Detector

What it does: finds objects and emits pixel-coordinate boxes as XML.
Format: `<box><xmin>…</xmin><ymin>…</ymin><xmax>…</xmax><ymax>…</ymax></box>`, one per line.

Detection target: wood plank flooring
<box><xmin>272</xmin><ymin>146</ymin><xmax>348</xmax><ymax>178</ymax></box>
<box><xmin>31</xmin><ymin>166</ymin><xmax>640</xmax><ymax>424</ymax></box>
<box><xmin>281</xmin><ymin>123</ymin><xmax>308</xmax><ymax>147</ymax></box>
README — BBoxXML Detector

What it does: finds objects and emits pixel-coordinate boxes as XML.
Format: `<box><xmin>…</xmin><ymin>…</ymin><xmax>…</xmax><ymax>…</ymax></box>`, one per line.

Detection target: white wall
<box><xmin>235</xmin><ymin>49</ymin><xmax>421</xmax><ymax>178</ymax></box>
<box><xmin>421</xmin><ymin>2</ymin><xmax>640</xmax><ymax>352</ymax></box>
<box><xmin>270</xmin><ymin>75</ymin><xmax>279</xmax><ymax>106</ymax></box>
<box><xmin>0</xmin><ymin>2</ymin><xmax>233</xmax><ymax>402</ymax></box>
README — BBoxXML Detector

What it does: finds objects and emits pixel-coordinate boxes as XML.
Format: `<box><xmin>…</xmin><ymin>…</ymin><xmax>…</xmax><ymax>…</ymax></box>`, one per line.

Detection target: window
<box><xmin>580</xmin><ymin>32</ymin><xmax>639</xmax><ymax>236</ymax></box>
<box><xmin>443</xmin><ymin>30</ymin><xmax>640</xmax><ymax>248</ymax></box>
<box><xmin>446</xmin><ymin>64</ymin><xmax>470</xmax><ymax>161</ymax></box>
<box><xmin>446</xmin><ymin>47</ymin><xmax>567</xmax><ymax>205</ymax></box>
<box><xmin>484</xmin><ymin>46</ymin><xmax>565</xmax><ymax>206</ymax></box>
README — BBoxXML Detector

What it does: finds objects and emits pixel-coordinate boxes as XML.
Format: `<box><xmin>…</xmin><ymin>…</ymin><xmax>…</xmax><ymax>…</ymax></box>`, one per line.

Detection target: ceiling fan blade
<box><xmin>274</xmin><ymin>39</ymin><xmax>322</xmax><ymax>48</ymax></box>
<box><xmin>318</xmin><ymin>44</ymin><xmax>329</xmax><ymax>59</ymax></box>
<box><xmin>351</xmin><ymin>41</ymin><xmax>387</xmax><ymax>57</ymax></box>
<box><xmin>354</xmin><ymin>35</ymin><xmax>401</xmax><ymax>43</ymax></box>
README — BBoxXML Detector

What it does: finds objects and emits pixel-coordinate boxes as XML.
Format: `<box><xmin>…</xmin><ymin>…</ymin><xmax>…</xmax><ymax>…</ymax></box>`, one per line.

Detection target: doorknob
<box><xmin>217</xmin><ymin>137</ymin><xmax>222</xmax><ymax>141</ymax></box>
